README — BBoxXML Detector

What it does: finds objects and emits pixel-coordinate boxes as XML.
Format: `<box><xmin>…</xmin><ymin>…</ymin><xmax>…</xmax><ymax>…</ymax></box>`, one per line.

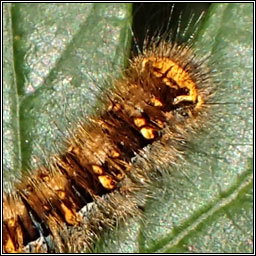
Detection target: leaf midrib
<box><xmin>8</xmin><ymin>3</ymin><xmax>22</xmax><ymax>172</ymax></box>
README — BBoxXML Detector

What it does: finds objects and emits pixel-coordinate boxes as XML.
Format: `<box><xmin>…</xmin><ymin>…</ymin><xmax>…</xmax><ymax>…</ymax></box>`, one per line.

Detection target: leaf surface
<box><xmin>3</xmin><ymin>3</ymin><xmax>253</xmax><ymax>253</ymax></box>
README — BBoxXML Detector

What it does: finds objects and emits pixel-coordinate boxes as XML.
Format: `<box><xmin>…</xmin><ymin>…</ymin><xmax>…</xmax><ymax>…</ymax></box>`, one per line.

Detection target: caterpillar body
<box><xmin>3</xmin><ymin>3</ymin><xmax>253</xmax><ymax>254</ymax></box>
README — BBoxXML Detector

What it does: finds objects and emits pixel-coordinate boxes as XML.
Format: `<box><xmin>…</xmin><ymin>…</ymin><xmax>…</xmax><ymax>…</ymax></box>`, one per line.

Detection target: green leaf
<box><xmin>3</xmin><ymin>3</ymin><xmax>253</xmax><ymax>253</ymax></box>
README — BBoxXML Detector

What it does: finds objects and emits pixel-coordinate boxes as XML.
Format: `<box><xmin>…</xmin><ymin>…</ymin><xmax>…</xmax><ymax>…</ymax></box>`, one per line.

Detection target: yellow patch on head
<box><xmin>142</xmin><ymin>57</ymin><xmax>198</xmax><ymax>104</ymax></box>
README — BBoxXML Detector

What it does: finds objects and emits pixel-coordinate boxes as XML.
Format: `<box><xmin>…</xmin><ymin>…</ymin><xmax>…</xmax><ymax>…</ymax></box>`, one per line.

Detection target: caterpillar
<box><xmin>2</xmin><ymin>3</ymin><xmax>253</xmax><ymax>254</ymax></box>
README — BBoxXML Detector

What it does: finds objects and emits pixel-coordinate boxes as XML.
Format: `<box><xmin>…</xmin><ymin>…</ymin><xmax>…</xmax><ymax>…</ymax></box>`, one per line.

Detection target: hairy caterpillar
<box><xmin>2</xmin><ymin>3</ymin><xmax>253</xmax><ymax>253</ymax></box>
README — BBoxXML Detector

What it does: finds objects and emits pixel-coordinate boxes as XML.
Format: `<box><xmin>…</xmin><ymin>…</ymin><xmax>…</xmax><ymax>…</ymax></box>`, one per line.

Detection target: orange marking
<box><xmin>140</xmin><ymin>127</ymin><xmax>155</xmax><ymax>139</ymax></box>
<box><xmin>8</xmin><ymin>218</ymin><xmax>15</xmax><ymax>227</ymax></box>
<box><xmin>112</xmin><ymin>103</ymin><xmax>121</xmax><ymax>112</ymax></box>
<box><xmin>92</xmin><ymin>165</ymin><xmax>104</xmax><ymax>175</ymax></box>
<box><xmin>4</xmin><ymin>223</ymin><xmax>23</xmax><ymax>253</ymax></box>
<box><xmin>68</xmin><ymin>145</ymin><xmax>80</xmax><ymax>155</ymax></box>
<box><xmin>142</xmin><ymin>57</ymin><xmax>198</xmax><ymax>104</ymax></box>
<box><xmin>98</xmin><ymin>175</ymin><xmax>115</xmax><ymax>190</ymax></box>
<box><xmin>134</xmin><ymin>117</ymin><xmax>147</xmax><ymax>128</ymax></box>
<box><xmin>110</xmin><ymin>149</ymin><xmax>120</xmax><ymax>158</ymax></box>
<box><xmin>60</xmin><ymin>203</ymin><xmax>78</xmax><ymax>225</ymax></box>
<box><xmin>151</xmin><ymin>97</ymin><xmax>163</xmax><ymax>107</ymax></box>
<box><xmin>5</xmin><ymin>234</ymin><xmax>16</xmax><ymax>253</ymax></box>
